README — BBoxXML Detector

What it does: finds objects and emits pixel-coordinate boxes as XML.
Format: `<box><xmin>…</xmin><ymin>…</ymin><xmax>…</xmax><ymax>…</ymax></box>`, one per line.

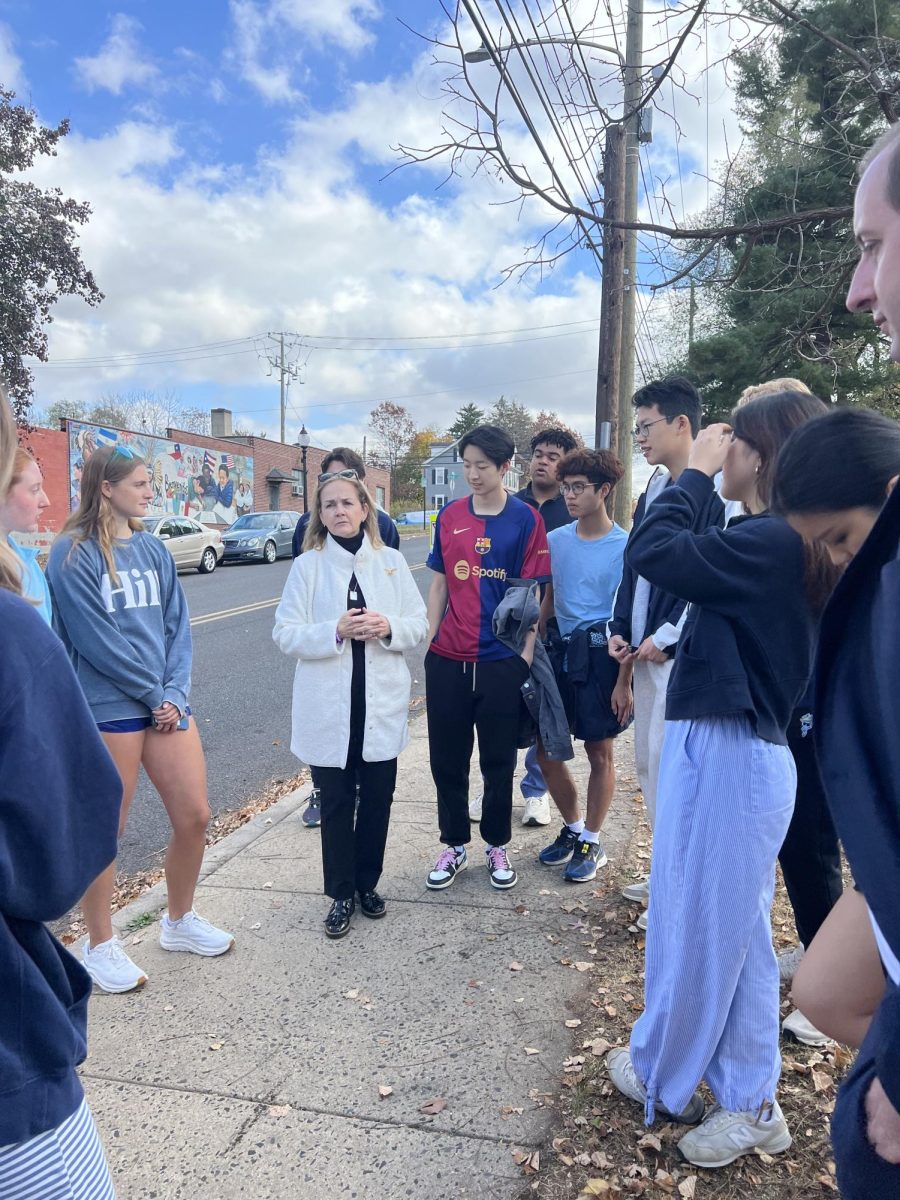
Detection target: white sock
<box><xmin>454</xmin><ymin>845</ymin><xmax>466</xmax><ymax>854</ymax></box>
<box><xmin>581</xmin><ymin>828</ymin><xmax>601</xmax><ymax>845</ymax></box>
<box><xmin>566</xmin><ymin>819</ymin><xmax>585</xmax><ymax>835</ymax></box>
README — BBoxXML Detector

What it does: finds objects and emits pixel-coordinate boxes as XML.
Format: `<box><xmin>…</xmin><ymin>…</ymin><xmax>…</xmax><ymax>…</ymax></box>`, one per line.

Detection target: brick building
<box><xmin>16</xmin><ymin>411</ymin><xmax>390</xmax><ymax>536</ymax></box>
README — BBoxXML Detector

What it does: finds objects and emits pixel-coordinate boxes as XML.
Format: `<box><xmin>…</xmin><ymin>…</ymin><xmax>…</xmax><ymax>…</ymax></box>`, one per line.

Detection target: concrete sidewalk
<box><xmin>82</xmin><ymin>718</ymin><xmax>644</xmax><ymax>1200</ymax></box>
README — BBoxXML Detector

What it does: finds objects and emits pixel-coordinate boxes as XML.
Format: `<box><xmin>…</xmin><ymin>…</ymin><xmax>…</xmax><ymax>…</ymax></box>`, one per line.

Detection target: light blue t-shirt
<box><xmin>548</xmin><ymin>521</ymin><xmax>629</xmax><ymax>637</ymax></box>
<box><xmin>9</xmin><ymin>537</ymin><xmax>52</xmax><ymax>626</ymax></box>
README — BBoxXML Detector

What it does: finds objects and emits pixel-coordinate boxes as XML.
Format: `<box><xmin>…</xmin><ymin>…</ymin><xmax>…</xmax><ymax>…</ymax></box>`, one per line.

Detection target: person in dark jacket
<box><xmin>608</xmin><ymin>378</ymin><xmax>725</xmax><ymax>923</ymax></box>
<box><xmin>0</xmin><ymin>387</ymin><xmax>121</xmax><ymax>1197</ymax></box>
<box><xmin>606</xmin><ymin>389</ymin><xmax>828</xmax><ymax>1169</ymax></box>
<box><xmin>291</xmin><ymin>447</ymin><xmax>400</xmax><ymax>830</ymax></box>
<box><xmin>773</xmin><ymin>409</ymin><xmax>900</xmax><ymax>1193</ymax></box>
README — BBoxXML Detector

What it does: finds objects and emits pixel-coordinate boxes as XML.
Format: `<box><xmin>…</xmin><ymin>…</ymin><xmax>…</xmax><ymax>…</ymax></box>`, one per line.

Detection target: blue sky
<box><xmin>1</xmin><ymin>1</ymin><xmax>728</xmax><ymax>449</ymax></box>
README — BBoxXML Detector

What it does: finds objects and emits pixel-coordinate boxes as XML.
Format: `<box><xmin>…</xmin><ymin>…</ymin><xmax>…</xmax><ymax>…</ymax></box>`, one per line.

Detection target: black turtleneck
<box><xmin>330</xmin><ymin>529</ymin><xmax>367</xmax><ymax>757</ymax></box>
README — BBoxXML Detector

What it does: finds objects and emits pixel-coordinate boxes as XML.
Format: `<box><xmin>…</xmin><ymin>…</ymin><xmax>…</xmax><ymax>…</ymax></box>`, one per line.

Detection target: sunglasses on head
<box><xmin>110</xmin><ymin>443</ymin><xmax>139</xmax><ymax>461</ymax></box>
<box><xmin>318</xmin><ymin>468</ymin><xmax>359</xmax><ymax>484</ymax></box>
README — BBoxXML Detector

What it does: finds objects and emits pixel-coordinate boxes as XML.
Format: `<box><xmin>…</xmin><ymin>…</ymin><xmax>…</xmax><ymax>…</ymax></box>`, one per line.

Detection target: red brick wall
<box><xmin>16</xmin><ymin>426</ymin><xmax>69</xmax><ymax>533</ymax></box>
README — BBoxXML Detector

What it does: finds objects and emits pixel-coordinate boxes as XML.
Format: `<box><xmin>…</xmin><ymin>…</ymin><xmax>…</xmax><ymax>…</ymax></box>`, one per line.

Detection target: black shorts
<box><xmin>549</xmin><ymin>635</ymin><xmax>632</xmax><ymax>743</ymax></box>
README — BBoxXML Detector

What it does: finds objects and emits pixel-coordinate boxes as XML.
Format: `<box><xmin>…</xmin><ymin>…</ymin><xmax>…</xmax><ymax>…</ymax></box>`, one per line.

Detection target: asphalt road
<box><xmin>117</xmin><ymin>533</ymin><xmax>432</xmax><ymax>875</ymax></box>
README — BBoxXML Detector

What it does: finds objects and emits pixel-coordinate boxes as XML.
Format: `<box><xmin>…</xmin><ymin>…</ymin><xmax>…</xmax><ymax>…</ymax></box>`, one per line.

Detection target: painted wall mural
<box><xmin>67</xmin><ymin>421</ymin><xmax>255</xmax><ymax>523</ymax></box>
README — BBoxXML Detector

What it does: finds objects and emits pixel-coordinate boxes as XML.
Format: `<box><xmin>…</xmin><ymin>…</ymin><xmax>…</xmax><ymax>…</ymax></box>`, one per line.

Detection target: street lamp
<box><xmin>464</xmin><ymin>36</ymin><xmax>624</xmax><ymax>66</ymax></box>
<box><xmin>297</xmin><ymin>424</ymin><xmax>311</xmax><ymax>514</ymax></box>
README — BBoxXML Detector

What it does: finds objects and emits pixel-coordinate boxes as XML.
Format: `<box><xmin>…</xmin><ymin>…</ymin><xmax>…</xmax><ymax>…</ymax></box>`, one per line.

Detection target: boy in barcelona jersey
<box><xmin>423</xmin><ymin>425</ymin><xmax>550</xmax><ymax>893</ymax></box>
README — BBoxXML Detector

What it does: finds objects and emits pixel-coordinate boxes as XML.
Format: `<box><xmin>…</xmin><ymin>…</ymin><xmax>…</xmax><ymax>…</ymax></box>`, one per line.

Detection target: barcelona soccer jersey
<box><xmin>427</xmin><ymin>495</ymin><xmax>551</xmax><ymax>662</ymax></box>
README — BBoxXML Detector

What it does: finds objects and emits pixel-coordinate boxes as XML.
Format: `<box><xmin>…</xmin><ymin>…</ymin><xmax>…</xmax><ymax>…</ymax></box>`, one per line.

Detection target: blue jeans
<box><xmin>520</xmin><ymin>743</ymin><xmax>547</xmax><ymax>799</ymax></box>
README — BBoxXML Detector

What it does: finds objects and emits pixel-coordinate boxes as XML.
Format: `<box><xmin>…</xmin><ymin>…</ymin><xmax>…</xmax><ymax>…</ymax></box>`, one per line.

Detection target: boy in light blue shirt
<box><xmin>537</xmin><ymin>449</ymin><xmax>634</xmax><ymax>882</ymax></box>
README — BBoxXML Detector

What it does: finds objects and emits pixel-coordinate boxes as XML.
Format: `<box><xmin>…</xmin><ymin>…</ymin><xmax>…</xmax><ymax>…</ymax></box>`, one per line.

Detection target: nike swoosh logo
<box><xmin>453</xmin><ymin>527</ymin><xmax>470</xmax><ymax>534</ymax></box>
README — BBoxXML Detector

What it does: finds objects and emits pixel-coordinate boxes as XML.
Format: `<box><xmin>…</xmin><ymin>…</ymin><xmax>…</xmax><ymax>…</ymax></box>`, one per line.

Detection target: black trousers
<box><xmin>779</xmin><ymin>713</ymin><xmax>843</xmax><ymax>949</ymax></box>
<box><xmin>832</xmin><ymin>983</ymin><xmax>900</xmax><ymax>1199</ymax></box>
<box><xmin>315</xmin><ymin>754</ymin><xmax>397</xmax><ymax>901</ymax></box>
<box><xmin>425</xmin><ymin>650</ymin><xmax>529</xmax><ymax>848</ymax></box>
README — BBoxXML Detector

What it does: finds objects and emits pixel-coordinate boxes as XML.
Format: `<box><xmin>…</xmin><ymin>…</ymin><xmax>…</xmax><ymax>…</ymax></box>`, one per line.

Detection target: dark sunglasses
<box><xmin>318</xmin><ymin>468</ymin><xmax>359</xmax><ymax>484</ymax></box>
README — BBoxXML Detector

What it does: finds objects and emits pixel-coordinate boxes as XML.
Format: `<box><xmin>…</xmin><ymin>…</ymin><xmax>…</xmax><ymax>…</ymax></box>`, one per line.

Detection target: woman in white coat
<box><xmin>273</xmin><ymin>470</ymin><xmax>427</xmax><ymax>939</ymax></box>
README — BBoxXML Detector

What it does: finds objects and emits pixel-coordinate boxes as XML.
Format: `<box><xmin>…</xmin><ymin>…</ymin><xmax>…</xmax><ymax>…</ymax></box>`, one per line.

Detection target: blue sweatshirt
<box><xmin>626</xmin><ymin>469</ymin><xmax>813</xmax><ymax>745</ymax></box>
<box><xmin>0</xmin><ymin>592</ymin><xmax>121</xmax><ymax>1144</ymax></box>
<box><xmin>814</xmin><ymin>481</ymin><xmax>900</xmax><ymax>1107</ymax></box>
<box><xmin>47</xmin><ymin>531</ymin><xmax>192</xmax><ymax>721</ymax></box>
<box><xmin>9</xmin><ymin>537</ymin><xmax>52</xmax><ymax>625</ymax></box>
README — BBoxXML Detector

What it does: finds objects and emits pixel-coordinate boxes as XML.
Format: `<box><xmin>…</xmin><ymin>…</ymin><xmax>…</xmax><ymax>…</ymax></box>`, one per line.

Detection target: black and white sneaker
<box><xmin>485</xmin><ymin>845</ymin><xmax>517</xmax><ymax>889</ymax></box>
<box><xmin>426</xmin><ymin>846</ymin><xmax>468</xmax><ymax>890</ymax></box>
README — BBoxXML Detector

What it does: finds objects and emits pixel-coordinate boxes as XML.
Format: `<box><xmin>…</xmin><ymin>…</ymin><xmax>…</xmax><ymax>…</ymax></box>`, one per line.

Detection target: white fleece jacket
<box><xmin>272</xmin><ymin>533</ymin><xmax>427</xmax><ymax>768</ymax></box>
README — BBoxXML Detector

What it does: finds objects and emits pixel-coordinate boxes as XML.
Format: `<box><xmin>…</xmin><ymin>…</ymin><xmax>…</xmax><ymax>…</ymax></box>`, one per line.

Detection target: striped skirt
<box><xmin>0</xmin><ymin>1100</ymin><xmax>115</xmax><ymax>1200</ymax></box>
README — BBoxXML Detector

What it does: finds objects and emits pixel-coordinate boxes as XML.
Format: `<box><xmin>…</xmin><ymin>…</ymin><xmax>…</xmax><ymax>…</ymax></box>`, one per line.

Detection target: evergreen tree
<box><xmin>447</xmin><ymin>402</ymin><xmax>485</xmax><ymax>439</ymax></box>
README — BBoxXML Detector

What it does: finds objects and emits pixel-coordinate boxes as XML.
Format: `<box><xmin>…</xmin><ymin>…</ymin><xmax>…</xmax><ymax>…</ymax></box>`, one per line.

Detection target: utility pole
<box><xmin>264</xmin><ymin>332</ymin><xmax>302</xmax><ymax>444</ymax></box>
<box><xmin>595</xmin><ymin>124</ymin><xmax>626</xmax><ymax>463</ymax></box>
<box><xmin>279</xmin><ymin>332</ymin><xmax>286</xmax><ymax>444</ymax></box>
<box><xmin>617</xmin><ymin>0</ymin><xmax>644</xmax><ymax>524</ymax></box>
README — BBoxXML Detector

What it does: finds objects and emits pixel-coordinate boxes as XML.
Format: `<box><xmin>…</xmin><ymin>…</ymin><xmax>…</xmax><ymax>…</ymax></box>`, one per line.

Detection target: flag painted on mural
<box><xmin>95</xmin><ymin>428</ymin><xmax>118</xmax><ymax>447</ymax></box>
<box><xmin>171</xmin><ymin>444</ymin><xmax>183</xmax><ymax>460</ymax></box>
<box><xmin>203</xmin><ymin>450</ymin><xmax>216</xmax><ymax>470</ymax></box>
<box><xmin>224</xmin><ymin>454</ymin><xmax>235</xmax><ymax>469</ymax></box>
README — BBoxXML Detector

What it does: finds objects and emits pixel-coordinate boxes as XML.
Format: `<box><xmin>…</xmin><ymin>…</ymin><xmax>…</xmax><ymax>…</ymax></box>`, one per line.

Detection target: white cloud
<box><xmin>0</xmin><ymin>22</ymin><xmax>25</xmax><ymax>93</ymax></box>
<box><xmin>74</xmin><ymin>14</ymin><xmax>159</xmax><ymax>95</ymax></box>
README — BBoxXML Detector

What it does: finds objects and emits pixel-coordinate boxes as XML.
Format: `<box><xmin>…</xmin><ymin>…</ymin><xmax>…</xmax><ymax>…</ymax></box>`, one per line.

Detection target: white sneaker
<box><xmin>159</xmin><ymin>911</ymin><xmax>234</xmax><ymax>957</ymax></box>
<box><xmin>777</xmin><ymin>945</ymin><xmax>805</xmax><ymax>982</ymax></box>
<box><xmin>606</xmin><ymin>1048</ymin><xmax>704</xmax><ymax>1123</ymax></box>
<box><xmin>521</xmin><ymin>793</ymin><xmax>552</xmax><ymax>827</ymax></box>
<box><xmin>636</xmin><ymin>910</ymin><xmax>648</xmax><ymax>931</ymax></box>
<box><xmin>677</xmin><ymin>1101</ymin><xmax>792</xmax><ymax>1168</ymax></box>
<box><xmin>468</xmin><ymin>794</ymin><xmax>483</xmax><ymax>821</ymax></box>
<box><xmin>622</xmin><ymin>878</ymin><xmax>649</xmax><ymax>902</ymax></box>
<box><xmin>82</xmin><ymin>936</ymin><xmax>148</xmax><ymax>994</ymax></box>
<box><xmin>782</xmin><ymin>1007</ymin><xmax>830</xmax><ymax>1047</ymax></box>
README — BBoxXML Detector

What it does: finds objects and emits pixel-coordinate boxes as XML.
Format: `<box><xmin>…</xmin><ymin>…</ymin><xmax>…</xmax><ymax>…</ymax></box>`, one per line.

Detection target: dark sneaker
<box><xmin>564</xmin><ymin>838</ymin><xmax>608</xmax><ymax>883</ymax></box>
<box><xmin>485</xmin><ymin>845</ymin><xmax>518</xmax><ymax>889</ymax></box>
<box><xmin>324</xmin><ymin>897</ymin><xmax>355</xmax><ymax>939</ymax></box>
<box><xmin>426</xmin><ymin>846</ymin><xmax>468</xmax><ymax>890</ymax></box>
<box><xmin>538</xmin><ymin>825</ymin><xmax>580</xmax><ymax>865</ymax></box>
<box><xmin>302</xmin><ymin>789</ymin><xmax>322</xmax><ymax>828</ymax></box>
<box><xmin>358</xmin><ymin>889</ymin><xmax>387</xmax><ymax>919</ymax></box>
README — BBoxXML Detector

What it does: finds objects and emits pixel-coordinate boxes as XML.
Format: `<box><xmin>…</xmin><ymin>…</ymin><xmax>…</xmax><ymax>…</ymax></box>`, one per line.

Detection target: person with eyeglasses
<box><xmin>289</xmin><ymin>447</ymin><xmax>400</xmax><ymax>830</ymax></box>
<box><xmin>607</xmin><ymin>377</ymin><xmax>725</xmax><ymax>927</ymax></box>
<box><xmin>534</xmin><ymin>449</ymin><xmax>634</xmax><ymax>881</ymax></box>
<box><xmin>47</xmin><ymin>443</ymin><xmax>234</xmax><ymax>994</ymax></box>
<box><xmin>274</xmin><ymin>471</ymin><xmax>426</xmax><ymax>938</ymax></box>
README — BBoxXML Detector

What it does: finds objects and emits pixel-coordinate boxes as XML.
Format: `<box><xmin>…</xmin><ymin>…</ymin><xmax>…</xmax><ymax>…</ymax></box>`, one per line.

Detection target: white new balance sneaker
<box><xmin>622</xmin><ymin>878</ymin><xmax>649</xmax><ymax>903</ymax></box>
<box><xmin>636</xmin><ymin>910</ymin><xmax>648</xmax><ymax>931</ymax></box>
<box><xmin>82</xmin><ymin>936</ymin><xmax>148</xmax><ymax>994</ymax></box>
<box><xmin>521</xmin><ymin>793</ymin><xmax>552</xmax><ymax>827</ymax></box>
<box><xmin>677</xmin><ymin>1101</ymin><xmax>792</xmax><ymax>1168</ymax></box>
<box><xmin>782</xmin><ymin>1007</ymin><xmax>830</xmax><ymax>1047</ymax></box>
<box><xmin>606</xmin><ymin>1048</ymin><xmax>704</xmax><ymax>1123</ymax></box>
<box><xmin>159</xmin><ymin>911</ymin><xmax>234</xmax><ymax>956</ymax></box>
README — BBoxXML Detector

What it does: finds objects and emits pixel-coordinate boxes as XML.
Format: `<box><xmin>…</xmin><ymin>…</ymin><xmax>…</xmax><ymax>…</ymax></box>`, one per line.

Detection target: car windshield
<box><xmin>229</xmin><ymin>514</ymin><xmax>278</xmax><ymax>531</ymax></box>
<box><xmin>142</xmin><ymin>518</ymin><xmax>163</xmax><ymax>532</ymax></box>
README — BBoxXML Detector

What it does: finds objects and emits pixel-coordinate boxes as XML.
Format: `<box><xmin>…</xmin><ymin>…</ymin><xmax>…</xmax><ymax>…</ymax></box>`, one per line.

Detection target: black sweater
<box><xmin>814</xmin><ymin>482</ymin><xmax>900</xmax><ymax>1107</ymax></box>
<box><xmin>625</xmin><ymin>469</ymin><xmax>813</xmax><ymax>745</ymax></box>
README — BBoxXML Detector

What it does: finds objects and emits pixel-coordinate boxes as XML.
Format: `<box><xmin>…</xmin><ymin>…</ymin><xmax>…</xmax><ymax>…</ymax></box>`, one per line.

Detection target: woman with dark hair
<box><xmin>47</xmin><ymin>445</ymin><xmax>234</xmax><ymax>994</ymax></box>
<box><xmin>606</xmin><ymin>389</ymin><xmax>829</xmax><ymax>1168</ymax></box>
<box><xmin>274</xmin><ymin>471</ymin><xmax>427</xmax><ymax>939</ymax></box>
<box><xmin>773</xmin><ymin>406</ymin><xmax>900</xmax><ymax>1197</ymax></box>
<box><xmin>0</xmin><ymin>388</ymin><xmax>120</xmax><ymax>1197</ymax></box>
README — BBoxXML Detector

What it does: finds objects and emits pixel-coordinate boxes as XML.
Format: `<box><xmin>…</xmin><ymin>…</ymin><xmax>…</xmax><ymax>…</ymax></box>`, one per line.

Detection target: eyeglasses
<box><xmin>318</xmin><ymin>468</ymin><xmax>359</xmax><ymax>484</ymax></box>
<box><xmin>633</xmin><ymin>416</ymin><xmax>671</xmax><ymax>439</ymax></box>
<box><xmin>559</xmin><ymin>481</ymin><xmax>599</xmax><ymax>496</ymax></box>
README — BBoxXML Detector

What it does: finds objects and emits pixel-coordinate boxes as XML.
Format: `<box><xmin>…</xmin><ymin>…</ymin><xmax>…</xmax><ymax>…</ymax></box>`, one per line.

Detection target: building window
<box><xmin>432</xmin><ymin>467</ymin><xmax>447</xmax><ymax>485</ymax></box>
<box><xmin>432</xmin><ymin>494</ymin><xmax>446</xmax><ymax>509</ymax></box>
<box><xmin>375</xmin><ymin>485</ymin><xmax>386</xmax><ymax>507</ymax></box>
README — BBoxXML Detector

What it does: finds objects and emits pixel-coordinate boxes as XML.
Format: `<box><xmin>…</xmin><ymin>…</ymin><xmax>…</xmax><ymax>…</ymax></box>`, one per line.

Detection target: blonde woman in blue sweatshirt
<box><xmin>48</xmin><ymin>445</ymin><xmax>234</xmax><ymax>994</ymax></box>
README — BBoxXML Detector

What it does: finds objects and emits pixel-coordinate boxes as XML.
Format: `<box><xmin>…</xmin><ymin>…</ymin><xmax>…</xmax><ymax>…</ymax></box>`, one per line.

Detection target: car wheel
<box><xmin>263</xmin><ymin>540</ymin><xmax>277</xmax><ymax>564</ymax></box>
<box><xmin>198</xmin><ymin>547</ymin><xmax>218</xmax><ymax>574</ymax></box>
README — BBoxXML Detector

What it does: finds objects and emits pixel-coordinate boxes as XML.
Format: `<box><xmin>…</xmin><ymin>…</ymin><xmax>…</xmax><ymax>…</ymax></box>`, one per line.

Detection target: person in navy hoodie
<box><xmin>0</xmin><ymin>388</ymin><xmax>121</xmax><ymax>1198</ymax></box>
<box><xmin>772</xmin><ymin>135</ymin><xmax>900</xmax><ymax>1190</ymax></box>
<box><xmin>606</xmin><ymin>388</ymin><xmax>829</xmax><ymax>1168</ymax></box>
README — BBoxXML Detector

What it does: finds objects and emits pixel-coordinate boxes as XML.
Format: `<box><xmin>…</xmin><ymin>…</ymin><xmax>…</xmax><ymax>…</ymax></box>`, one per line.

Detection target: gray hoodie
<box><xmin>47</xmin><ymin>531</ymin><xmax>192</xmax><ymax>722</ymax></box>
<box><xmin>493</xmin><ymin>583</ymin><xmax>573</xmax><ymax>762</ymax></box>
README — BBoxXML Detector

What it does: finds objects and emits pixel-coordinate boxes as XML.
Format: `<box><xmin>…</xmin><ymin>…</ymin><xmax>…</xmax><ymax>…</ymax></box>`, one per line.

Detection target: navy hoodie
<box><xmin>0</xmin><ymin>592</ymin><xmax>121</xmax><ymax>1144</ymax></box>
<box><xmin>814</xmin><ymin>481</ymin><xmax>900</xmax><ymax>1107</ymax></box>
<box><xmin>625</xmin><ymin>469</ymin><xmax>813</xmax><ymax>744</ymax></box>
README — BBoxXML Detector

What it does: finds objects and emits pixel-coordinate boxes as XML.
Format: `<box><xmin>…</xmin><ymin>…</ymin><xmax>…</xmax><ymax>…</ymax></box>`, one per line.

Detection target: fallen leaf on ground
<box><xmin>501</xmin><ymin>1105</ymin><xmax>524</xmax><ymax>1118</ymax></box>
<box><xmin>817</xmin><ymin>1175</ymin><xmax>838</xmax><ymax>1191</ymax></box>
<box><xmin>208</xmin><ymin>1042</ymin><xmax>223</xmax><ymax>1051</ymax></box>
<box><xmin>565</xmin><ymin>1018</ymin><xmax>582</xmax><ymax>1028</ymax></box>
<box><xmin>574</xmin><ymin>961</ymin><xmax>594</xmax><ymax>972</ymax></box>
<box><xmin>419</xmin><ymin>1097</ymin><xmax>447</xmax><ymax>1115</ymax></box>
<box><xmin>678</xmin><ymin>1176</ymin><xmax>698</xmax><ymax>1198</ymax></box>
<box><xmin>511</xmin><ymin>1149</ymin><xmax>540</xmax><ymax>1175</ymax></box>
<box><xmin>262</xmin><ymin>881</ymin><xmax>273</xmax><ymax>889</ymax></box>
<box><xmin>580</xmin><ymin>1181</ymin><xmax>612</xmax><ymax>1195</ymax></box>
<box><xmin>344</xmin><ymin>989</ymin><xmax>360</xmax><ymax>999</ymax></box>
<box><xmin>267</xmin><ymin>1105</ymin><xmax>291</xmax><ymax>1117</ymax></box>
<box><xmin>605</xmin><ymin>1004</ymin><xmax>618</xmax><ymax>1018</ymax></box>
<box><xmin>812</xmin><ymin>1069</ymin><xmax>833</xmax><ymax>1093</ymax></box>
<box><xmin>587</xmin><ymin>1037</ymin><xmax>612</xmax><ymax>1056</ymax></box>
<box><xmin>524</xmin><ymin>1047</ymin><xmax>541</xmax><ymax>1056</ymax></box>
<box><xmin>637</xmin><ymin>1133</ymin><xmax>661</xmax><ymax>1151</ymax></box>
<box><xmin>509</xmin><ymin>961</ymin><xmax>524</xmax><ymax>971</ymax></box>
<box><xmin>378</xmin><ymin>1085</ymin><xmax>393</xmax><ymax>1099</ymax></box>
<box><xmin>654</xmin><ymin>1169</ymin><xmax>675</xmax><ymax>1191</ymax></box>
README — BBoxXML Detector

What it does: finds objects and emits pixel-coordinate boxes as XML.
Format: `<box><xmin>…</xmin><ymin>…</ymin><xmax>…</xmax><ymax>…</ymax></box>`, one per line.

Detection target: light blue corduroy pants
<box><xmin>630</xmin><ymin>714</ymin><xmax>796</xmax><ymax>1122</ymax></box>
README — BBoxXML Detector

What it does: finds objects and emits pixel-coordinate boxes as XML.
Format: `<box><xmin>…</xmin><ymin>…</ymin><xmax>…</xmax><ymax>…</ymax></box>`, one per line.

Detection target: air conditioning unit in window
<box><xmin>291</xmin><ymin>483</ymin><xmax>304</xmax><ymax>497</ymax></box>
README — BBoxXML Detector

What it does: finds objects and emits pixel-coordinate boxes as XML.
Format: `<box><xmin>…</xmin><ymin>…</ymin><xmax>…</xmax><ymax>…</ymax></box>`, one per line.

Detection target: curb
<box><xmin>111</xmin><ymin>779</ymin><xmax>313</xmax><ymax>934</ymax></box>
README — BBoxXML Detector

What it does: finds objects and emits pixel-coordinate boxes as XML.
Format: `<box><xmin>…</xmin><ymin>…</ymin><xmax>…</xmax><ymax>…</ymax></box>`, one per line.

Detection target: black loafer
<box><xmin>324</xmin><ymin>897</ymin><xmax>355</xmax><ymax>939</ymax></box>
<box><xmin>358</xmin><ymin>890</ymin><xmax>387</xmax><ymax>919</ymax></box>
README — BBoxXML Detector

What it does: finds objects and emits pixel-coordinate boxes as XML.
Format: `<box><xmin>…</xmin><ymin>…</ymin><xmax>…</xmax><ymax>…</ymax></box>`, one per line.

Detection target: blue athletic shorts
<box><xmin>98</xmin><ymin>705</ymin><xmax>192</xmax><ymax>734</ymax></box>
